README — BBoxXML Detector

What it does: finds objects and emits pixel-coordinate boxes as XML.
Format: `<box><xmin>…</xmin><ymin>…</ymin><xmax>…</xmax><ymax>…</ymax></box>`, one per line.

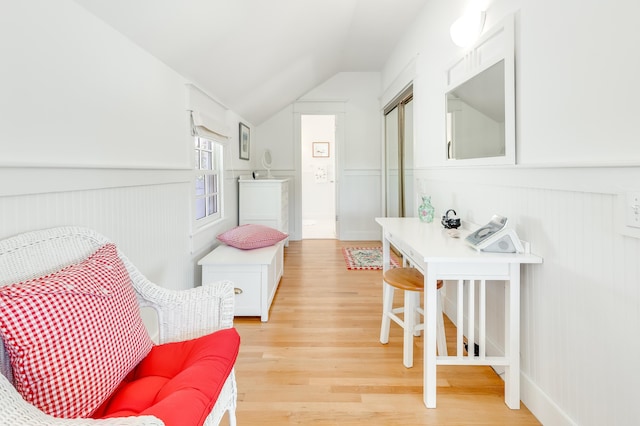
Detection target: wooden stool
<box><xmin>379</xmin><ymin>267</ymin><xmax>448</xmax><ymax>368</ymax></box>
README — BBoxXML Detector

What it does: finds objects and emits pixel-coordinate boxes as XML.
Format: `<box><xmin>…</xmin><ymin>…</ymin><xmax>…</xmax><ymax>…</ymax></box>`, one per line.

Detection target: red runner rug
<box><xmin>342</xmin><ymin>247</ymin><xmax>399</xmax><ymax>270</ymax></box>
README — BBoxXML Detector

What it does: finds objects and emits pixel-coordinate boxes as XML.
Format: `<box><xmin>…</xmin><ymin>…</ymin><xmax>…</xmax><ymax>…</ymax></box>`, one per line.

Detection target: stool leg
<box><xmin>403</xmin><ymin>290</ymin><xmax>415</xmax><ymax>368</ymax></box>
<box><xmin>436</xmin><ymin>290</ymin><xmax>448</xmax><ymax>356</ymax></box>
<box><xmin>380</xmin><ymin>282</ymin><xmax>394</xmax><ymax>344</ymax></box>
<box><xmin>413</xmin><ymin>292</ymin><xmax>422</xmax><ymax>337</ymax></box>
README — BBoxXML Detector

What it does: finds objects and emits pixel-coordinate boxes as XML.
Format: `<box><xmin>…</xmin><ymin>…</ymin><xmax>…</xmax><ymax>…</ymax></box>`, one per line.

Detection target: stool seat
<box><xmin>383</xmin><ymin>268</ymin><xmax>443</xmax><ymax>292</ymax></box>
<box><xmin>380</xmin><ymin>267</ymin><xmax>447</xmax><ymax>368</ymax></box>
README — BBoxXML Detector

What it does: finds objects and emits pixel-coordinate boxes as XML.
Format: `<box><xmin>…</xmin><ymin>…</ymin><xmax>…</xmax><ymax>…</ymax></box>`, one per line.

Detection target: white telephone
<box><xmin>465</xmin><ymin>215</ymin><xmax>524</xmax><ymax>253</ymax></box>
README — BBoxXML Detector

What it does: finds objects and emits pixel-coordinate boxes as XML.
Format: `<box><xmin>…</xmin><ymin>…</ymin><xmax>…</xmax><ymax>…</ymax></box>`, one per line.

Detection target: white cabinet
<box><xmin>198</xmin><ymin>242</ymin><xmax>284</xmax><ymax>322</ymax></box>
<box><xmin>239</xmin><ymin>179</ymin><xmax>289</xmax><ymax>234</ymax></box>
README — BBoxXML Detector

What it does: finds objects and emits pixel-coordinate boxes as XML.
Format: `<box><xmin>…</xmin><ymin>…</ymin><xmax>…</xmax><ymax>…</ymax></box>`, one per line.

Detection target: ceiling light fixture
<box><xmin>450</xmin><ymin>10</ymin><xmax>486</xmax><ymax>48</ymax></box>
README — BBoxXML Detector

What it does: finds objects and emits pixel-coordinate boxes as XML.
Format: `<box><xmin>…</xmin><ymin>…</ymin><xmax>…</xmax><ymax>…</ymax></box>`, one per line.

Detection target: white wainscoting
<box><xmin>417</xmin><ymin>165</ymin><xmax>640</xmax><ymax>426</ymax></box>
<box><xmin>339</xmin><ymin>169</ymin><xmax>382</xmax><ymax>241</ymax></box>
<box><xmin>0</xmin><ymin>167</ymin><xmax>194</xmax><ymax>290</ymax></box>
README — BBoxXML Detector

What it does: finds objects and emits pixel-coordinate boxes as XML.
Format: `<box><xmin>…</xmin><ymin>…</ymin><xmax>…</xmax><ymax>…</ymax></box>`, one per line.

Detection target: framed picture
<box><xmin>239</xmin><ymin>122</ymin><xmax>250</xmax><ymax>160</ymax></box>
<box><xmin>312</xmin><ymin>141</ymin><xmax>330</xmax><ymax>158</ymax></box>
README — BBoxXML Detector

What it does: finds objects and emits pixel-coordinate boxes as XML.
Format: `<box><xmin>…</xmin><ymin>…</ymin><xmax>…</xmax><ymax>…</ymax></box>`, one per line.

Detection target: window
<box><xmin>194</xmin><ymin>137</ymin><xmax>223</xmax><ymax>224</ymax></box>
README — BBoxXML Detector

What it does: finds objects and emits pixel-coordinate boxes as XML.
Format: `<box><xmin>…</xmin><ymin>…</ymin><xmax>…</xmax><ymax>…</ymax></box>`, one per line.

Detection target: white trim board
<box><xmin>521</xmin><ymin>373</ymin><xmax>577</xmax><ymax>426</ymax></box>
<box><xmin>418</xmin><ymin>164</ymin><xmax>640</xmax><ymax>195</ymax></box>
<box><xmin>0</xmin><ymin>166</ymin><xmax>191</xmax><ymax>197</ymax></box>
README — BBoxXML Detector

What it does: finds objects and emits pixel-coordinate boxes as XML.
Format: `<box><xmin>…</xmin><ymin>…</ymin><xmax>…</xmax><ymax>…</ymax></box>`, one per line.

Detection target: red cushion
<box><xmin>93</xmin><ymin>328</ymin><xmax>240</xmax><ymax>426</ymax></box>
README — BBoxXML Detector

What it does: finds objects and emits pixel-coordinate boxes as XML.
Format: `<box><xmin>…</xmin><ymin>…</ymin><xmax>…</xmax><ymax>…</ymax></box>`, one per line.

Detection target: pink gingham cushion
<box><xmin>217</xmin><ymin>224</ymin><xmax>287</xmax><ymax>249</ymax></box>
<box><xmin>0</xmin><ymin>243</ymin><xmax>153</xmax><ymax>418</ymax></box>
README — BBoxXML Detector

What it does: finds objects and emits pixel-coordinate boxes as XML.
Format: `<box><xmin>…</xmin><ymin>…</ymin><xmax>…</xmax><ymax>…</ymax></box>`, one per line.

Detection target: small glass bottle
<box><xmin>418</xmin><ymin>195</ymin><xmax>435</xmax><ymax>223</ymax></box>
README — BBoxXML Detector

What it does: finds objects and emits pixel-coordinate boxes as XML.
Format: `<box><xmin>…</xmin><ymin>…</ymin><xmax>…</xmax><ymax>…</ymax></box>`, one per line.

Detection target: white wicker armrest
<box><xmin>113</xmin><ymin>247</ymin><xmax>235</xmax><ymax>344</ymax></box>
<box><xmin>0</xmin><ymin>375</ymin><xmax>164</xmax><ymax>426</ymax></box>
<box><xmin>128</xmin><ymin>267</ymin><xmax>235</xmax><ymax>344</ymax></box>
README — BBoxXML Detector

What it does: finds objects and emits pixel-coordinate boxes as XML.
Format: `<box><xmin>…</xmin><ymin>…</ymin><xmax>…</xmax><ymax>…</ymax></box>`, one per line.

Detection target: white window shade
<box><xmin>190</xmin><ymin>110</ymin><xmax>230</xmax><ymax>142</ymax></box>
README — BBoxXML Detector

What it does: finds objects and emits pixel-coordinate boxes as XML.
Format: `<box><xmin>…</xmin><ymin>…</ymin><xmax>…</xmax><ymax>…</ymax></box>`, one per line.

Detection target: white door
<box><xmin>301</xmin><ymin>114</ymin><xmax>336</xmax><ymax>239</ymax></box>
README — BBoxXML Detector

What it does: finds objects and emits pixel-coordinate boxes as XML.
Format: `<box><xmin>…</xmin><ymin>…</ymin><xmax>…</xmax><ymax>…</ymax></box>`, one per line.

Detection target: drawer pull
<box><xmin>234</xmin><ymin>288</ymin><xmax>243</xmax><ymax>295</ymax></box>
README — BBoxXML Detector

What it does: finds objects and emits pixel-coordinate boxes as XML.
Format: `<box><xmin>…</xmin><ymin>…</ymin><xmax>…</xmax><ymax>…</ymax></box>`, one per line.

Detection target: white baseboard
<box><xmin>444</xmin><ymin>292</ymin><xmax>576</xmax><ymax>426</ymax></box>
<box><xmin>339</xmin><ymin>230</ymin><xmax>381</xmax><ymax>241</ymax></box>
<box><xmin>521</xmin><ymin>372</ymin><xmax>576</xmax><ymax>426</ymax></box>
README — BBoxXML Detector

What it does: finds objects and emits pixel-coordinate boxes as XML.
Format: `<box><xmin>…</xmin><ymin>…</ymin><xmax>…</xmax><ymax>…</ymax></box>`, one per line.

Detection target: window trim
<box><xmin>193</xmin><ymin>136</ymin><xmax>223</xmax><ymax>229</ymax></box>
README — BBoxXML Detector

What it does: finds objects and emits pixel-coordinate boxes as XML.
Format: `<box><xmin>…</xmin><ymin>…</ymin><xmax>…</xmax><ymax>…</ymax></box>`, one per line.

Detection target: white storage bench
<box><xmin>198</xmin><ymin>242</ymin><xmax>284</xmax><ymax>322</ymax></box>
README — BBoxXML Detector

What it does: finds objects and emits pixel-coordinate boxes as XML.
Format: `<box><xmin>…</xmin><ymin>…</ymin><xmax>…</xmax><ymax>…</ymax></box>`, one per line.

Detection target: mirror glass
<box><xmin>262</xmin><ymin>149</ymin><xmax>272</xmax><ymax>167</ymax></box>
<box><xmin>444</xmin><ymin>13</ymin><xmax>515</xmax><ymax>165</ymax></box>
<box><xmin>446</xmin><ymin>60</ymin><xmax>505</xmax><ymax>160</ymax></box>
<box><xmin>262</xmin><ymin>149</ymin><xmax>273</xmax><ymax>178</ymax></box>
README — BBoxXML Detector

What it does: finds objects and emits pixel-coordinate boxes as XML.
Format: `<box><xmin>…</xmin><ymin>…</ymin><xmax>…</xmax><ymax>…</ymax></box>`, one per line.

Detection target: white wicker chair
<box><xmin>0</xmin><ymin>226</ymin><xmax>237</xmax><ymax>426</ymax></box>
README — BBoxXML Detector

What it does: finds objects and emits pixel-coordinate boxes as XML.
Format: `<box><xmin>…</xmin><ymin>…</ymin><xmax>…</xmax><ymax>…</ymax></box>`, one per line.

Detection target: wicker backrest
<box><xmin>0</xmin><ymin>227</ymin><xmax>114</xmax><ymax>386</ymax></box>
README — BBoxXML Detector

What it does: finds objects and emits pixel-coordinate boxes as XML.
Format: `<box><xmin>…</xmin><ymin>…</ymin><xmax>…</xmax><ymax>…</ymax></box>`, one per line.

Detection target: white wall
<box><xmin>383</xmin><ymin>0</ymin><xmax>640</xmax><ymax>425</ymax></box>
<box><xmin>255</xmin><ymin>72</ymin><xmax>382</xmax><ymax>240</ymax></box>
<box><xmin>0</xmin><ymin>0</ymin><xmax>252</xmax><ymax>293</ymax></box>
<box><xmin>0</xmin><ymin>0</ymin><xmax>188</xmax><ymax>169</ymax></box>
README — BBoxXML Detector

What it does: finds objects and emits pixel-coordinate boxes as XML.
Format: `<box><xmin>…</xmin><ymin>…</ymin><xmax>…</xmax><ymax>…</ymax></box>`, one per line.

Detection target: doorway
<box><xmin>384</xmin><ymin>86</ymin><xmax>414</xmax><ymax>217</ymax></box>
<box><xmin>301</xmin><ymin>114</ymin><xmax>336</xmax><ymax>239</ymax></box>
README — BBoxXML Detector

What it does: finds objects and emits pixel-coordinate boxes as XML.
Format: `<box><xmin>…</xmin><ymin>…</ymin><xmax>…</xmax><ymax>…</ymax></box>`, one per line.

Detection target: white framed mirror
<box><xmin>262</xmin><ymin>149</ymin><xmax>273</xmax><ymax>178</ymax></box>
<box><xmin>445</xmin><ymin>14</ymin><xmax>515</xmax><ymax>165</ymax></box>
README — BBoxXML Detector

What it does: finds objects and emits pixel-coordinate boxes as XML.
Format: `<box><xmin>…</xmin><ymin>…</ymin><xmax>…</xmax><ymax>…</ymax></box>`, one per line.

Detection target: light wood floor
<box><xmin>226</xmin><ymin>240</ymin><xmax>541</xmax><ymax>425</ymax></box>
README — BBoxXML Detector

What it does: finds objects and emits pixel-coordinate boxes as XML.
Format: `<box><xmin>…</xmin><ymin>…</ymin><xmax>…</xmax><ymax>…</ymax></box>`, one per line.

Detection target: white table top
<box><xmin>375</xmin><ymin>217</ymin><xmax>542</xmax><ymax>264</ymax></box>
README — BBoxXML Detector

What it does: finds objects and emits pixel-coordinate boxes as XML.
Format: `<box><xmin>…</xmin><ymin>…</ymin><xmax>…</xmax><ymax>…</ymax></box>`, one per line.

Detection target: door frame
<box><xmin>293</xmin><ymin>101</ymin><xmax>346</xmax><ymax>240</ymax></box>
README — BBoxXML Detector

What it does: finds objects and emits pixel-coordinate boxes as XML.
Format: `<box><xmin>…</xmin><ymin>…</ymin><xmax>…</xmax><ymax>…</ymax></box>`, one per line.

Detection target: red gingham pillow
<box><xmin>217</xmin><ymin>224</ymin><xmax>287</xmax><ymax>249</ymax></box>
<box><xmin>0</xmin><ymin>243</ymin><xmax>153</xmax><ymax>418</ymax></box>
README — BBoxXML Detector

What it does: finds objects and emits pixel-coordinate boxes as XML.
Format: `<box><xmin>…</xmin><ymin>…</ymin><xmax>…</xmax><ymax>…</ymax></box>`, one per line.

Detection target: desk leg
<box><xmin>379</xmin><ymin>233</ymin><xmax>392</xmax><ymax>343</ymax></box>
<box><xmin>424</xmin><ymin>266</ymin><xmax>438</xmax><ymax>408</ymax></box>
<box><xmin>504</xmin><ymin>264</ymin><xmax>521</xmax><ymax>409</ymax></box>
<box><xmin>381</xmin><ymin>233</ymin><xmax>390</xmax><ymax>272</ymax></box>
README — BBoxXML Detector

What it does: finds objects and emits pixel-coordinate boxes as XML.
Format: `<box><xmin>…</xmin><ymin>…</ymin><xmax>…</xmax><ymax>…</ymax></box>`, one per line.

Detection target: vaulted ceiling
<box><xmin>73</xmin><ymin>0</ymin><xmax>427</xmax><ymax>125</ymax></box>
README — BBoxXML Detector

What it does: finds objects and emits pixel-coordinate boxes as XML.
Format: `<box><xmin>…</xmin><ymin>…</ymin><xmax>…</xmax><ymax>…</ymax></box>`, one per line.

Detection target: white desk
<box><xmin>375</xmin><ymin>217</ymin><xmax>542</xmax><ymax>409</ymax></box>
